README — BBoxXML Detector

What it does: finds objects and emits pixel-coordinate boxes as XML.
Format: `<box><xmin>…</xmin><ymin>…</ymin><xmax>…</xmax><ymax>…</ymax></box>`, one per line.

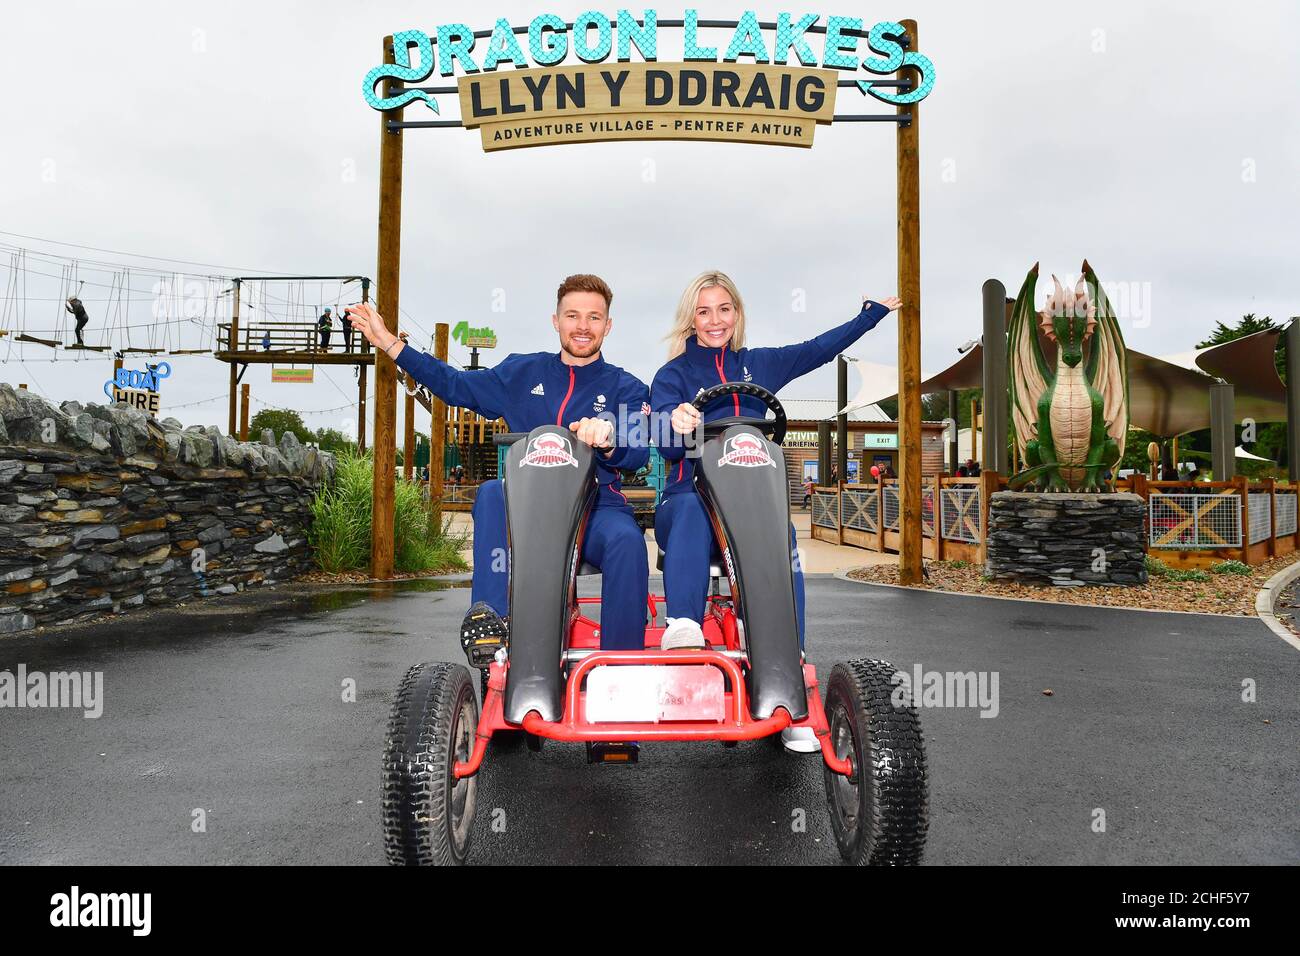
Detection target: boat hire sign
<box><xmin>103</xmin><ymin>362</ymin><xmax>171</xmax><ymax>416</ymax></box>
<box><xmin>362</xmin><ymin>10</ymin><xmax>935</xmax><ymax>151</ymax></box>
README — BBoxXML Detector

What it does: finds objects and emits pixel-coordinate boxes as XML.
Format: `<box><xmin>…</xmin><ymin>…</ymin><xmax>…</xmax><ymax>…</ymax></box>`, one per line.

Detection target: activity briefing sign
<box><xmin>362</xmin><ymin>10</ymin><xmax>935</xmax><ymax>150</ymax></box>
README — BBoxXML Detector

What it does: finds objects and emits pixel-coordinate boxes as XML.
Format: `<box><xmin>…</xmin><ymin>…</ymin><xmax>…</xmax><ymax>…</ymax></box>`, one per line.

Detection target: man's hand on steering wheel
<box><xmin>569</xmin><ymin>416</ymin><xmax>615</xmax><ymax>457</ymax></box>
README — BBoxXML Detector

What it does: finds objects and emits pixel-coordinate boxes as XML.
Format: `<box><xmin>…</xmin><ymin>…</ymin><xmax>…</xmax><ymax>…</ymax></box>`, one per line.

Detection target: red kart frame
<box><xmin>453</xmin><ymin>593</ymin><xmax>852</xmax><ymax>779</ymax></box>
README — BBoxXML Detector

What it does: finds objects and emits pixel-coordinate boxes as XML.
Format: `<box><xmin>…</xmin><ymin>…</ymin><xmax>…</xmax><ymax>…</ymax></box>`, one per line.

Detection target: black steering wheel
<box><xmin>691</xmin><ymin>381</ymin><xmax>787</xmax><ymax>445</ymax></box>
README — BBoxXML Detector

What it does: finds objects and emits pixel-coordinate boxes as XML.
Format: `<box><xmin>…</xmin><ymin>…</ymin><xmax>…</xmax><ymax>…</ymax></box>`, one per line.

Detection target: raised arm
<box><xmin>346</xmin><ymin>302</ymin><xmax>513</xmax><ymax>420</ymax></box>
<box><xmin>751</xmin><ymin>297</ymin><xmax>900</xmax><ymax>391</ymax></box>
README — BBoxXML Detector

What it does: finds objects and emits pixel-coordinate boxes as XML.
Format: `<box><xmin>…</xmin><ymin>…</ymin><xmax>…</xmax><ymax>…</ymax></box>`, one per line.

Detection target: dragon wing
<box><xmin>1007</xmin><ymin>264</ymin><xmax>1051</xmax><ymax>466</ymax></box>
<box><xmin>1081</xmin><ymin>260</ymin><xmax>1129</xmax><ymax>460</ymax></box>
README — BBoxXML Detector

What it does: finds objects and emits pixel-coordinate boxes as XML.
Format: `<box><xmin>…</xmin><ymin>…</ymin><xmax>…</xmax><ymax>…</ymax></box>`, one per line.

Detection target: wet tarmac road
<box><xmin>1</xmin><ymin>577</ymin><xmax>1297</xmax><ymax>865</ymax></box>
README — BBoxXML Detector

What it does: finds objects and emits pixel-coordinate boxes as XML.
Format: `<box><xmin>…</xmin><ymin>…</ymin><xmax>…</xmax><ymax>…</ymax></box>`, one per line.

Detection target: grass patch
<box><xmin>1145</xmin><ymin>555</ymin><xmax>1170</xmax><ymax>576</ymax></box>
<box><xmin>1209</xmin><ymin>560</ymin><xmax>1252</xmax><ymax>576</ymax></box>
<box><xmin>308</xmin><ymin>452</ymin><xmax>467</xmax><ymax>575</ymax></box>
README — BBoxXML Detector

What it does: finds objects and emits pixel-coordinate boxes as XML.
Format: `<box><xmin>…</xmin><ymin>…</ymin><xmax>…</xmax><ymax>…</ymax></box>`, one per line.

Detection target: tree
<box><xmin>249</xmin><ymin>408</ymin><xmax>312</xmax><ymax>445</ymax></box>
<box><xmin>878</xmin><ymin>386</ymin><xmax>983</xmax><ymax>427</ymax></box>
<box><xmin>1195</xmin><ymin>313</ymin><xmax>1287</xmax><ymax>382</ymax></box>
<box><xmin>1191</xmin><ymin>313</ymin><xmax>1293</xmax><ymax>472</ymax></box>
<box><xmin>313</xmin><ymin>427</ymin><xmax>357</xmax><ymax>456</ymax></box>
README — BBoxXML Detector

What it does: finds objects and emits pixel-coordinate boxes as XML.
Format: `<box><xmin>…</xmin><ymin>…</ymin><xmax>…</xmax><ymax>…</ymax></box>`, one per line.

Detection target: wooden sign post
<box><xmin>430</xmin><ymin>323</ymin><xmax>449</xmax><ymax>526</ymax></box>
<box><xmin>896</xmin><ymin>18</ymin><xmax>922</xmax><ymax>585</ymax></box>
<box><xmin>371</xmin><ymin>35</ymin><xmax>404</xmax><ymax>579</ymax></box>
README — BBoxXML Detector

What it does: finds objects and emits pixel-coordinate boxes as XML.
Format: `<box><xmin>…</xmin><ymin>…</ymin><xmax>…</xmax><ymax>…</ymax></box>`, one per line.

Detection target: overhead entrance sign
<box><xmin>271</xmin><ymin>367</ymin><xmax>315</xmax><ymax>384</ymax></box>
<box><xmin>362</xmin><ymin>10</ymin><xmax>935</xmax><ymax>151</ymax></box>
<box><xmin>461</xmin><ymin>61</ymin><xmax>835</xmax><ymax>150</ymax></box>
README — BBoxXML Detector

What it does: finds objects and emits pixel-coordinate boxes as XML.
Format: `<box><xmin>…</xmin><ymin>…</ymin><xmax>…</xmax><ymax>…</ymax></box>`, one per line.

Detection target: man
<box><xmin>339</xmin><ymin>305</ymin><xmax>354</xmax><ymax>353</ymax></box>
<box><xmin>66</xmin><ymin>297</ymin><xmax>90</xmax><ymax>346</ymax></box>
<box><xmin>345</xmin><ymin>274</ymin><xmax>650</xmax><ymax>659</ymax></box>
<box><xmin>317</xmin><ymin>308</ymin><xmax>333</xmax><ymax>350</ymax></box>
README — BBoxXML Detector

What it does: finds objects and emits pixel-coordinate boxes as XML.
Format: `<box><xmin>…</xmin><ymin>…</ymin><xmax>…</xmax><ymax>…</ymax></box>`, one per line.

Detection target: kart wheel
<box><xmin>822</xmin><ymin>659</ymin><xmax>928</xmax><ymax>865</ymax></box>
<box><xmin>382</xmin><ymin>662</ymin><xmax>479</xmax><ymax>865</ymax></box>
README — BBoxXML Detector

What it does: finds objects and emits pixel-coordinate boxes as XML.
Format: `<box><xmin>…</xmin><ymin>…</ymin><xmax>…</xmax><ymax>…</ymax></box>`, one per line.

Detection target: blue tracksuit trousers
<box><xmin>654</xmin><ymin>491</ymin><xmax>805</xmax><ymax>648</ymax></box>
<box><xmin>471</xmin><ymin>479</ymin><xmax>649</xmax><ymax>650</ymax></box>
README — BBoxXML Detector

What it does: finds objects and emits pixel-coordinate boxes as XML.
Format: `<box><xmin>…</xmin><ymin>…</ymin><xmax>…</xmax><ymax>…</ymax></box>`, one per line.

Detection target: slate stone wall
<box><xmin>985</xmin><ymin>491</ymin><xmax>1148</xmax><ymax>586</ymax></box>
<box><xmin>0</xmin><ymin>383</ymin><xmax>333</xmax><ymax>633</ymax></box>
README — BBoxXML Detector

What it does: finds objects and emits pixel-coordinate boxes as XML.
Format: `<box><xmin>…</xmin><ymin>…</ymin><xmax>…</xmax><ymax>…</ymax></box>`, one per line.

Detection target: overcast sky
<box><xmin>2</xmin><ymin>0</ymin><xmax>1297</xmax><ymax>438</ymax></box>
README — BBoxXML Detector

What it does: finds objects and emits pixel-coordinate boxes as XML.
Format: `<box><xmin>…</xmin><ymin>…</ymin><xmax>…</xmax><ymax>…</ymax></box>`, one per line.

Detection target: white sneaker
<box><xmin>781</xmin><ymin>726</ymin><xmax>820</xmax><ymax>754</ymax></box>
<box><xmin>661</xmin><ymin>617</ymin><xmax>706</xmax><ymax>650</ymax></box>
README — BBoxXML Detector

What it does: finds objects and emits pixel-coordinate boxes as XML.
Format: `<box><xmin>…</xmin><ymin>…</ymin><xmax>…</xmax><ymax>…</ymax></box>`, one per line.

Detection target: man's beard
<box><xmin>563</xmin><ymin>336</ymin><xmax>601</xmax><ymax>359</ymax></box>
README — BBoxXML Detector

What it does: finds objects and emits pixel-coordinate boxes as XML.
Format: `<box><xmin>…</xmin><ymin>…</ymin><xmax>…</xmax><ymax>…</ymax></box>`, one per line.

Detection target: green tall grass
<box><xmin>308</xmin><ymin>452</ymin><xmax>467</xmax><ymax>575</ymax></box>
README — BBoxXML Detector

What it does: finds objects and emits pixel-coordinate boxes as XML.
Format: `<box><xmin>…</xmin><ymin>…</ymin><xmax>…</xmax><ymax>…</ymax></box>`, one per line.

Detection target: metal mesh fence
<box><xmin>843</xmin><ymin>486</ymin><xmax>878</xmax><ymax>532</ymax></box>
<box><xmin>941</xmin><ymin>486</ymin><xmax>980</xmax><ymax>542</ymax></box>
<box><xmin>441</xmin><ymin>483</ymin><xmax>479</xmax><ymax>505</ymax></box>
<box><xmin>1248</xmin><ymin>492</ymin><xmax>1272</xmax><ymax>545</ymax></box>
<box><xmin>883</xmin><ymin>485</ymin><xmax>900</xmax><ymax>531</ymax></box>
<box><xmin>921</xmin><ymin>486</ymin><xmax>935</xmax><ymax>538</ymax></box>
<box><xmin>1148</xmin><ymin>492</ymin><xmax>1241</xmax><ymax>549</ymax></box>
<box><xmin>1277</xmin><ymin>492</ymin><xmax>1298</xmax><ymax>538</ymax></box>
<box><xmin>811</xmin><ymin>490</ymin><xmax>838</xmax><ymax>530</ymax></box>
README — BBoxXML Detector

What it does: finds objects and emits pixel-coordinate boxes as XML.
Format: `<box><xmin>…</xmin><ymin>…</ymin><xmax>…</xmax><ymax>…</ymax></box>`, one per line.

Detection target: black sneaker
<box><xmin>460</xmin><ymin>601</ymin><xmax>508</xmax><ymax>669</ymax></box>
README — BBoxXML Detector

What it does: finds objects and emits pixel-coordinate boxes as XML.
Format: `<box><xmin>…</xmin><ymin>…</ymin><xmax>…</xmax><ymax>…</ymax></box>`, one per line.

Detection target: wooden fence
<box><xmin>810</xmin><ymin>473</ymin><xmax>1300</xmax><ymax>568</ymax></box>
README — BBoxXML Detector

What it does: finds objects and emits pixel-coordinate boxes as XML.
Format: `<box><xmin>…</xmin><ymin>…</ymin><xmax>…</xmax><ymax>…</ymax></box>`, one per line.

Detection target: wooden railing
<box><xmin>216</xmin><ymin>320</ymin><xmax>371</xmax><ymax>353</ymax></box>
<box><xmin>810</xmin><ymin>473</ymin><xmax>1001</xmax><ymax>563</ymax></box>
<box><xmin>810</xmin><ymin>473</ymin><xmax>1300</xmax><ymax>568</ymax></box>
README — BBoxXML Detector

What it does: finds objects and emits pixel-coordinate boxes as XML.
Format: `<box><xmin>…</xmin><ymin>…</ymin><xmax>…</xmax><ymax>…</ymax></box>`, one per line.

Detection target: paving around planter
<box><xmin>849</xmin><ymin>553</ymin><xmax>1300</xmax><ymax>617</ymax></box>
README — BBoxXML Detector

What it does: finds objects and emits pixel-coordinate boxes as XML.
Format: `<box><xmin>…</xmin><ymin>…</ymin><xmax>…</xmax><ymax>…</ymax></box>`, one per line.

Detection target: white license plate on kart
<box><xmin>585</xmin><ymin>665</ymin><xmax>725</xmax><ymax>723</ymax></box>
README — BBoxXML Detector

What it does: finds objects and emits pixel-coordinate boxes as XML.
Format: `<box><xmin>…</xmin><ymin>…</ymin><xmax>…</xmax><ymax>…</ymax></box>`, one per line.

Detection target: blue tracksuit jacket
<box><xmin>650</xmin><ymin>300</ymin><xmax>892</xmax><ymax>493</ymax></box>
<box><xmin>394</xmin><ymin>348</ymin><xmax>650</xmax><ymax>507</ymax></box>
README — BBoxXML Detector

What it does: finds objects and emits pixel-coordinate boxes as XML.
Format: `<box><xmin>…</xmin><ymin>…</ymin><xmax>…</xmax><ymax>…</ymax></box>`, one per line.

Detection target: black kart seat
<box><xmin>655</xmin><ymin>548</ymin><xmax>723</xmax><ymax>579</ymax></box>
<box><xmin>577</xmin><ymin>561</ymin><xmax>601</xmax><ymax>576</ymax></box>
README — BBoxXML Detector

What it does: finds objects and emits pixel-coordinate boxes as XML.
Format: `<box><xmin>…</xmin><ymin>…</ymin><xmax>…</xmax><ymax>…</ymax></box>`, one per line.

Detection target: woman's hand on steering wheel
<box><xmin>671</xmin><ymin>402</ymin><xmax>702</xmax><ymax>436</ymax></box>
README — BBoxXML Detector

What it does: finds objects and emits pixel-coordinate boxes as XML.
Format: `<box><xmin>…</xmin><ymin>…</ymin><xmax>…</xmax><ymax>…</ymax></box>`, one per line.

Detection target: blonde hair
<box><xmin>665</xmin><ymin>271</ymin><xmax>747</xmax><ymax>359</ymax></box>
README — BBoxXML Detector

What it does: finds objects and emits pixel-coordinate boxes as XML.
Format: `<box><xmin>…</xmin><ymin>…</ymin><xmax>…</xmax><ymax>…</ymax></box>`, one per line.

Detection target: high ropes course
<box><xmin>0</xmin><ymin>240</ymin><xmax>367</xmax><ymax>364</ymax></box>
<box><xmin>0</xmin><ymin>233</ymin><xmax>456</xmax><ymax>464</ymax></box>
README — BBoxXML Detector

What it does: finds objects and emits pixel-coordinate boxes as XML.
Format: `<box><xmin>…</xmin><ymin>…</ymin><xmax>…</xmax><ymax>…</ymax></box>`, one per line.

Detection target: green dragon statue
<box><xmin>1007</xmin><ymin>260</ymin><xmax>1129</xmax><ymax>493</ymax></box>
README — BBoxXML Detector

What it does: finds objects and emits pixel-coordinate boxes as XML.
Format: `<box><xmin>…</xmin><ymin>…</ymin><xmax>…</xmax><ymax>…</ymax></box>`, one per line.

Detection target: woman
<box><xmin>651</xmin><ymin>271</ymin><xmax>899</xmax><ymax>752</ymax></box>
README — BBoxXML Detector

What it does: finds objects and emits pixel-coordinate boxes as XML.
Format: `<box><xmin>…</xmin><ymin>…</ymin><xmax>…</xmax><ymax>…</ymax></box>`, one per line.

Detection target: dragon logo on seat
<box><xmin>717</xmin><ymin>433</ymin><xmax>775</xmax><ymax>468</ymax></box>
<box><xmin>520</xmin><ymin>433</ymin><xmax>579</xmax><ymax>468</ymax></box>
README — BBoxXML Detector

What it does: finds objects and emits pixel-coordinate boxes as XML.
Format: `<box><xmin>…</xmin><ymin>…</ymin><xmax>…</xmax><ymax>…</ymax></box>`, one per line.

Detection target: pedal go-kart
<box><xmin>381</xmin><ymin>383</ymin><xmax>928</xmax><ymax>865</ymax></box>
